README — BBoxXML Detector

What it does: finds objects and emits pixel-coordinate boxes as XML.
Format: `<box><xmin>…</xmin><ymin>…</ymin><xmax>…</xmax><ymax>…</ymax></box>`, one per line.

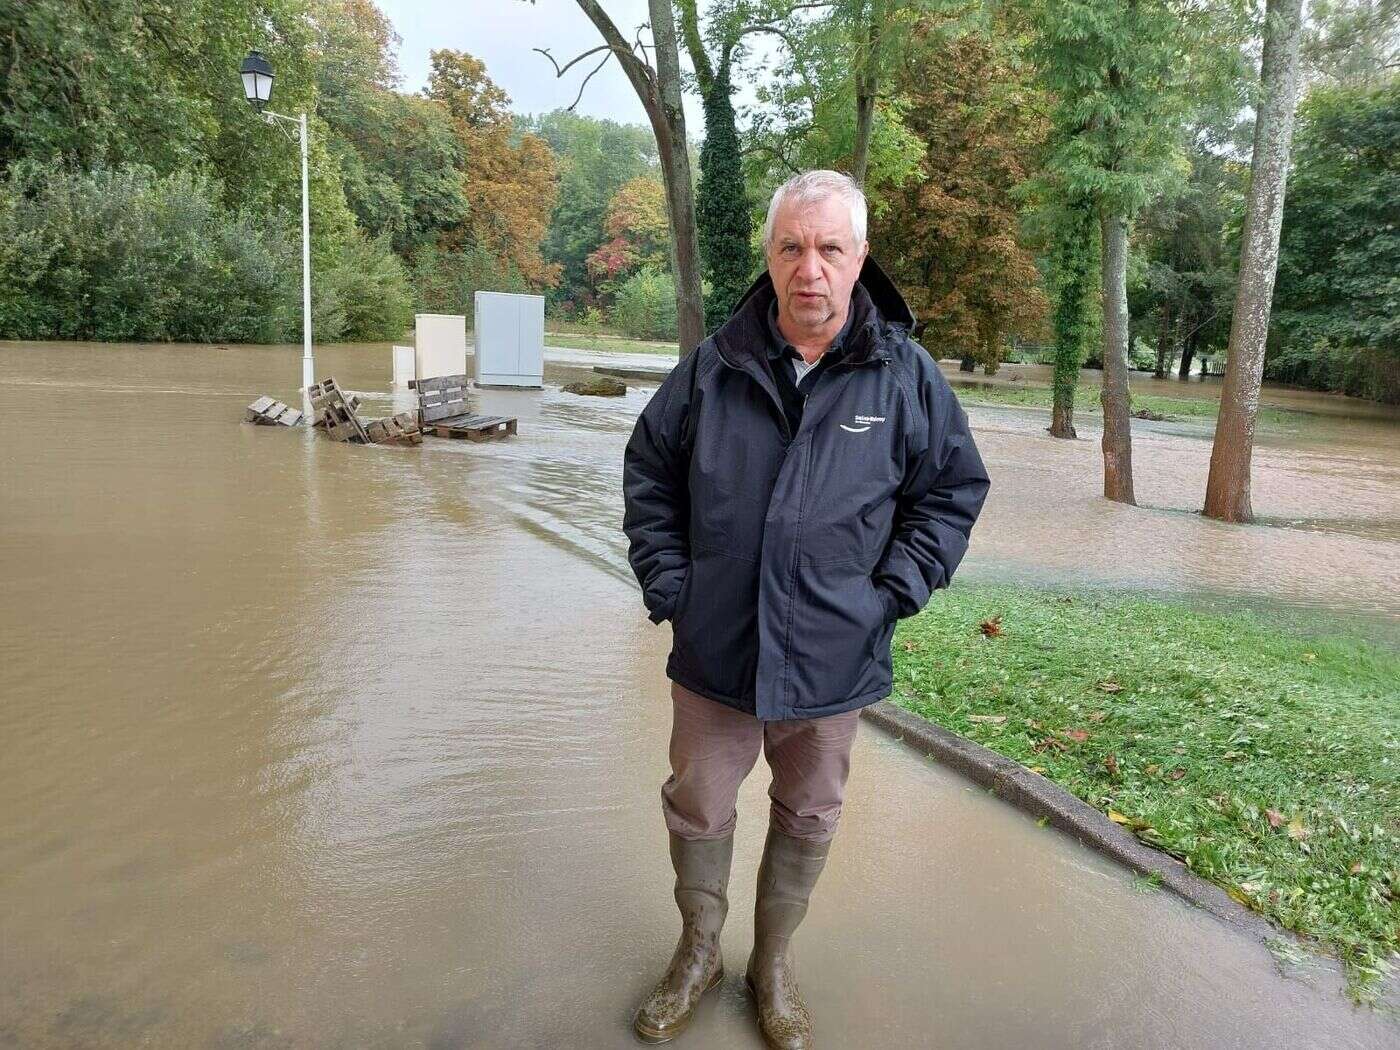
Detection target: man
<box><xmin>622</xmin><ymin>169</ymin><xmax>990</xmax><ymax>1048</ymax></box>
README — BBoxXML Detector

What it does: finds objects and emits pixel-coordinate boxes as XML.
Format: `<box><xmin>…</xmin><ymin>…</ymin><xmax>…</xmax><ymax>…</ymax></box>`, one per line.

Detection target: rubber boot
<box><xmin>633</xmin><ymin>831</ymin><xmax>733</xmax><ymax>1043</ymax></box>
<box><xmin>744</xmin><ymin>826</ymin><xmax>831</xmax><ymax>1050</ymax></box>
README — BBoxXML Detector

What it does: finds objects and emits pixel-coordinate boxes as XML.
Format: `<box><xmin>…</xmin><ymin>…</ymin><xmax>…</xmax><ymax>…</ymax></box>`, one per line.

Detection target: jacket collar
<box><xmin>713</xmin><ymin>254</ymin><xmax>915</xmax><ymax>372</ymax></box>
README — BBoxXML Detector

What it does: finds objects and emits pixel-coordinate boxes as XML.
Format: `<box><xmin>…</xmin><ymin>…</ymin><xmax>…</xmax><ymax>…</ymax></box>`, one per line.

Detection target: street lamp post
<box><xmin>239</xmin><ymin>50</ymin><xmax>315</xmax><ymax>413</ymax></box>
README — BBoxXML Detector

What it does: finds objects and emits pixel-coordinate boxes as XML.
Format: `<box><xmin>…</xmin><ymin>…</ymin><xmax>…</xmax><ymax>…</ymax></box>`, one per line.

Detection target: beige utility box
<box><xmin>413</xmin><ymin>314</ymin><xmax>467</xmax><ymax>382</ymax></box>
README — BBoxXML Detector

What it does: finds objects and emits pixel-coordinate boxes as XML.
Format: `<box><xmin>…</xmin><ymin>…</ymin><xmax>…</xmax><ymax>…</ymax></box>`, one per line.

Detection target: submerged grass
<box><xmin>947</xmin><ymin>380</ymin><xmax>1295</xmax><ymax>427</ymax></box>
<box><xmin>890</xmin><ymin>583</ymin><xmax>1400</xmax><ymax>1003</ymax></box>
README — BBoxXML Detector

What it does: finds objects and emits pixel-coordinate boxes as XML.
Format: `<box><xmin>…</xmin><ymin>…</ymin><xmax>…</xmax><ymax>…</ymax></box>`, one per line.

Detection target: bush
<box><xmin>0</xmin><ymin>161</ymin><xmax>298</xmax><ymax>342</ymax></box>
<box><xmin>612</xmin><ymin>268</ymin><xmax>677</xmax><ymax>341</ymax></box>
<box><xmin>0</xmin><ymin>160</ymin><xmax>416</xmax><ymax>345</ymax></box>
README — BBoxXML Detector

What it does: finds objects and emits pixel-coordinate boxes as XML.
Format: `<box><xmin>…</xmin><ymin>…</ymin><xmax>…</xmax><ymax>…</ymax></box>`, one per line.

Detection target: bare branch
<box><xmin>533</xmin><ymin>44</ymin><xmax>611</xmax><ymax>78</ymax></box>
<box><xmin>566</xmin><ymin>52</ymin><xmax>613</xmax><ymax>110</ymax></box>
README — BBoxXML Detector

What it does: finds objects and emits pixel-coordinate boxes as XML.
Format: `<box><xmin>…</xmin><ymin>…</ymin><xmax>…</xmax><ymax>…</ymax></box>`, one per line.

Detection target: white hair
<box><xmin>762</xmin><ymin>169</ymin><xmax>868</xmax><ymax>252</ymax></box>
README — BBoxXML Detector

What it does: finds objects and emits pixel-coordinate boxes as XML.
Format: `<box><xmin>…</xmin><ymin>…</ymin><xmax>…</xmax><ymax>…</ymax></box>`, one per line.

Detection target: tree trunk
<box><xmin>1204</xmin><ymin>0</ymin><xmax>1306</xmax><ymax>523</ymax></box>
<box><xmin>1099</xmin><ymin>211</ymin><xmax>1136</xmax><ymax>504</ymax></box>
<box><xmin>649</xmin><ymin>0</ymin><xmax>705</xmax><ymax>355</ymax></box>
<box><xmin>851</xmin><ymin>2</ymin><xmax>878</xmax><ymax>186</ymax></box>
<box><xmin>1154</xmin><ymin>303</ymin><xmax>1172</xmax><ymax>378</ymax></box>
<box><xmin>574</xmin><ymin>0</ymin><xmax>705</xmax><ymax>357</ymax></box>
<box><xmin>1049</xmin><ymin>200</ymin><xmax>1096</xmax><ymax>440</ymax></box>
<box><xmin>959</xmin><ymin>355</ymin><xmax>976</xmax><ymax>373</ymax></box>
<box><xmin>1178</xmin><ymin>342</ymin><xmax>1195</xmax><ymax>378</ymax></box>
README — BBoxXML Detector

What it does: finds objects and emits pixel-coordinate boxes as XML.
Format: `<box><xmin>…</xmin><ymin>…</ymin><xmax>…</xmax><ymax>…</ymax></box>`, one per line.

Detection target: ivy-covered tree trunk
<box><xmin>1050</xmin><ymin>200</ymin><xmax>1097</xmax><ymax>440</ymax></box>
<box><xmin>1099</xmin><ymin>211</ymin><xmax>1136</xmax><ymax>503</ymax></box>
<box><xmin>1204</xmin><ymin>0</ymin><xmax>1307</xmax><ymax>523</ymax></box>
<box><xmin>697</xmin><ymin>59</ymin><xmax>755</xmax><ymax>332</ymax></box>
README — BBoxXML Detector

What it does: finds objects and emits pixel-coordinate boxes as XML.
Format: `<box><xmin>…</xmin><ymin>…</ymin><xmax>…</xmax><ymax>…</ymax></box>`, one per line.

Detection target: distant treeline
<box><xmin>0</xmin><ymin>0</ymin><xmax>1395</xmax><ymax>400</ymax></box>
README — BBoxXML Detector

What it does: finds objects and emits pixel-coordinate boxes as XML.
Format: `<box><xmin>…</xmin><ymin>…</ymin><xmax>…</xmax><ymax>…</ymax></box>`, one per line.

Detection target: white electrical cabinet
<box><xmin>414</xmin><ymin>314</ymin><xmax>467</xmax><ymax>382</ymax></box>
<box><xmin>473</xmin><ymin>292</ymin><xmax>544</xmax><ymax>388</ymax></box>
<box><xmin>391</xmin><ymin>345</ymin><xmax>415</xmax><ymax>387</ymax></box>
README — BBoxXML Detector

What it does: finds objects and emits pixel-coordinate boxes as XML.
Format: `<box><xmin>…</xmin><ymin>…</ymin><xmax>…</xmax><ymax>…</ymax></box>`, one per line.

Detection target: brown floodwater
<box><xmin>1</xmin><ymin>340</ymin><xmax>1397</xmax><ymax>1049</ymax></box>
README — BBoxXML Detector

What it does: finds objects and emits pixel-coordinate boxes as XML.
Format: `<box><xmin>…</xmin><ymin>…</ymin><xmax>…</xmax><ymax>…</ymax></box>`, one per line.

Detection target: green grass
<box><xmin>540</xmin><ymin>326</ymin><xmax>680</xmax><ymax>356</ymax></box>
<box><xmin>890</xmin><ymin>583</ymin><xmax>1400</xmax><ymax>1003</ymax></box>
<box><xmin>947</xmin><ymin>380</ymin><xmax>1296</xmax><ymax>427</ymax></box>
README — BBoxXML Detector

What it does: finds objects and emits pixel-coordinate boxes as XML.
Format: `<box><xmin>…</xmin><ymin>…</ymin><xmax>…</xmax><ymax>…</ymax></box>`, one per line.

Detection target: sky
<box><xmin>375</xmin><ymin>0</ymin><xmax>757</xmax><ymax>131</ymax></box>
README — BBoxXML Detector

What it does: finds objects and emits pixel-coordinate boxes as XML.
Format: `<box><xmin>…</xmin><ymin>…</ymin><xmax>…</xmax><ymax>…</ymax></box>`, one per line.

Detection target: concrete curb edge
<box><xmin>860</xmin><ymin>699</ymin><xmax>1283</xmax><ymax>942</ymax></box>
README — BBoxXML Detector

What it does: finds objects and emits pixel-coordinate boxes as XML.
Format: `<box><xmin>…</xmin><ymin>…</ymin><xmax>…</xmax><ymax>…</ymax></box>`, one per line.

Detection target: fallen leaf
<box><xmin>1028</xmin><ymin>766</ymin><xmax>1048</xmax><ymax>774</ymax></box>
<box><xmin>1104</xmin><ymin>754</ymin><xmax>1120</xmax><ymax>777</ymax></box>
<box><xmin>968</xmin><ymin>714</ymin><xmax>1007</xmax><ymax>724</ymax></box>
<box><xmin>1108</xmin><ymin>810</ymin><xmax>1131</xmax><ymax>825</ymax></box>
<box><xmin>1145</xmin><ymin>764</ymin><xmax>1161</xmax><ymax>775</ymax></box>
<box><xmin>1032</xmin><ymin>737</ymin><xmax>1068</xmax><ymax>753</ymax></box>
<box><xmin>1288</xmin><ymin>817</ymin><xmax>1308</xmax><ymax>840</ymax></box>
<box><xmin>1059</xmin><ymin>728</ymin><xmax>1090</xmax><ymax>743</ymax></box>
<box><xmin>1097</xmin><ymin>681</ymin><xmax>1124</xmax><ymax>693</ymax></box>
<box><xmin>1088</xmin><ymin>710</ymin><xmax>1108</xmax><ymax>722</ymax></box>
<box><xmin>902</xmin><ymin>640</ymin><xmax>918</xmax><ymax>652</ymax></box>
<box><xmin>1350</xmin><ymin>862</ymin><xmax>1365</xmax><ymax>875</ymax></box>
<box><xmin>1301</xmin><ymin>652</ymin><xmax>1317</xmax><ymax>662</ymax></box>
<box><xmin>979</xmin><ymin>614</ymin><xmax>1003</xmax><ymax>638</ymax></box>
<box><xmin>1168</xmin><ymin>768</ymin><xmax>1187</xmax><ymax>781</ymax></box>
<box><xmin>1266</xmin><ymin>809</ymin><xmax>1285</xmax><ymax>829</ymax></box>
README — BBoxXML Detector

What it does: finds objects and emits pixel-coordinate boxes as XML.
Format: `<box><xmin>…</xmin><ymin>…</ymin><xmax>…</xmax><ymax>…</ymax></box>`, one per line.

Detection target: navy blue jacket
<box><xmin>622</xmin><ymin>256</ymin><xmax>991</xmax><ymax>719</ymax></box>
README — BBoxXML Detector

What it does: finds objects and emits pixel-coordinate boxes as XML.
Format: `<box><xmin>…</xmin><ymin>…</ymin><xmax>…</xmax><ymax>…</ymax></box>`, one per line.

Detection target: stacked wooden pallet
<box><xmin>244</xmin><ymin>396</ymin><xmax>304</xmax><ymax>427</ymax></box>
<box><xmin>364</xmin><ymin>412</ymin><xmax>423</xmax><ymax>446</ymax></box>
<box><xmin>308</xmin><ymin>378</ymin><xmax>371</xmax><ymax>443</ymax></box>
<box><xmin>308</xmin><ymin>377</ymin><xmax>422</xmax><ymax>447</ymax></box>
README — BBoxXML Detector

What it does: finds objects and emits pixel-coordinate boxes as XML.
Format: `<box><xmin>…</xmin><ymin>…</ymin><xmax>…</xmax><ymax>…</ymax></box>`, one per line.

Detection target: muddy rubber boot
<box><xmin>633</xmin><ymin>831</ymin><xmax>733</xmax><ymax>1043</ymax></box>
<box><xmin>743</xmin><ymin>826</ymin><xmax>832</xmax><ymax>1050</ymax></box>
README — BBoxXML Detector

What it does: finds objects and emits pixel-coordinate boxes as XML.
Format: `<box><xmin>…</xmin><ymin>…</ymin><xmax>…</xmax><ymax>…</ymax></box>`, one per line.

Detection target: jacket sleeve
<box><xmin>872</xmin><ymin>358</ymin><xmax>991</xmax><ymax>622</ymax></box>
<box><xmin>622</xmin><ymin>349</ymin><xmax>698</xmax><ymax>624</ymax></box>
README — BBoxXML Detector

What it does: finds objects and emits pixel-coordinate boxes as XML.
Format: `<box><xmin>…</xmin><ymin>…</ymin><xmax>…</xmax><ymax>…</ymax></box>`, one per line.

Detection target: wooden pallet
<box><xmin>416</xmin><ymin>374</ymin><xmax>518</xmax><ymax>442</ymax></box>
<box><xmin>422</xmin><ymin>414</ymin><xmax>518</xmax><ymax>441</ymax></box>
<box><xmin>244</xmin><ymin>396</ymin><xmax>304</xmax><ymax>427</ymax></box>
<box><xmin>308</xmin><ymin>377</ymin><xmax>371</xmax><ymax>444</ymax></box>
<box><xmin>364</xmin><ymin>411</ymin><xmax>423</xmax><ymax>446</ymax></box>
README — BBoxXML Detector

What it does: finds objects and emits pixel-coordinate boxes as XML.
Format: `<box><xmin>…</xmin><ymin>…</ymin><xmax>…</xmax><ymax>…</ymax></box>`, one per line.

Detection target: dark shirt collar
<box><xmin>765</xmin><ymin>294</ymin><xmax>857</xmax><ymax>362</ymax></box>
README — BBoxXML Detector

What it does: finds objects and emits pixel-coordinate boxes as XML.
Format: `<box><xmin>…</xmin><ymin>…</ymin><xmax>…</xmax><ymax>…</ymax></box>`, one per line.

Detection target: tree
<box><xmin>1204</xmin><ymin>0</ymin><xmax>1307</xmax><ymax>523</ymax></box>
<box><xmin>1302</xmin><ymin>0</ymin><xmax>1400</xmax><ymax>85</ymax></box>
<box><xmin>1270</xmin><ymin>79</ymin><xmax>1400</xmax><ymax>403</ymax></box>
<box><xmin>1046</xmin><ymin>198</ymin><xmax>1099</xmax><ymax>437</ymax></box>
<box><xmin>1026</xmin><ymin>0</ymin><xmax>1216</xmax><ymax>504</ymax></box>
<box><xmin>534</xmin><ymin>0</ymin><xmax>706</xmax><ymax>356</ymax></box>
<box><xmin>874</xmin><ymin>16</ymin><xmax>1049</xmax><ymax>373</ymax></box>
<box><xmin>677</xmin><ymin>0</ymin><xmax>759</xmax><ymax>330</ymax></box>
<box><xmin>585</xmin><ymin>175</ymin><xmax>673</xmax><ymax>299</ymax></box>
<box><xmin>521</xmin><ymin>111</ymin><xmax>658</xmax><ymax>310</ymax></box>
<box><xmin>426</xmin><ymin>49</ymin><xmax>561</xmax><ymax>289</ymax></box>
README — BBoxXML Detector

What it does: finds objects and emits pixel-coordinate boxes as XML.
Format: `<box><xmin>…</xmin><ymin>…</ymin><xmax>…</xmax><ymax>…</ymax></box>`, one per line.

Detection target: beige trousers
<box><xmin>660</xmin><ymin>679</ymin><xmax>861</xmax><ymax>844</ymax></box>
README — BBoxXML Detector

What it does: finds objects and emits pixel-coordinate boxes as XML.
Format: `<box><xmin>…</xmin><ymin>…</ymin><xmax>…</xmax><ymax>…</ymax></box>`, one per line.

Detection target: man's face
<box><xmin>766</xmin><ymin>193</ymin><xmax>868</xmax><ymax>335</ymax></box>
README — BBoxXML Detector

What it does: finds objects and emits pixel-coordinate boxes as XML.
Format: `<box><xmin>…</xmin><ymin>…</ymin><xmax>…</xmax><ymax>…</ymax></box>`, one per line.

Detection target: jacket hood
<box><xmin>715</xmin><ymin>254</ymin><xmax>916</xmax><ymax>369</ymax></box>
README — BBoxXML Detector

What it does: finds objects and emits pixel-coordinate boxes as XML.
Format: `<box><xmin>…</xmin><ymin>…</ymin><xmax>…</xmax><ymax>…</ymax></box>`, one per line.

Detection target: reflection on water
<box><xmin>1</xmin><ymin>340</ymin><xmax>1396</xmax><ymax>1048</ymax></box>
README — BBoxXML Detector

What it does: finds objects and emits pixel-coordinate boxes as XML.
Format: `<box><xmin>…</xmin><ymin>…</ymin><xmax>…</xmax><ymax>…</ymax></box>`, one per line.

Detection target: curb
<box><xmin>860</xmin><ymin>700</ymin><xmax>1282</xmax><ymax>942</ymax></box>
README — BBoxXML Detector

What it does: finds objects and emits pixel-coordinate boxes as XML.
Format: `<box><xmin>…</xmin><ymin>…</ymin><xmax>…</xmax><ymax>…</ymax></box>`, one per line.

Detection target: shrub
<box><xmin>612</xmin><ymin>267</ymin><xmax>677</xmax><ymax>341</ymax></box>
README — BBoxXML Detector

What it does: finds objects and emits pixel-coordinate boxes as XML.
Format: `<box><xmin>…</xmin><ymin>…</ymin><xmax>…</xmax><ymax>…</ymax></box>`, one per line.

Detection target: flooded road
<box><xmin>1</xmin><ymin>340</ymin><xmax>1397</xmax><ymax>1048</ymax></box>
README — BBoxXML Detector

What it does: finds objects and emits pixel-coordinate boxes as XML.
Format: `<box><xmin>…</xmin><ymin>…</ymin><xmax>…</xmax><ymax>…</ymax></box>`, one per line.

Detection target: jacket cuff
<box><xmin>645</xmin><ymin>564</ymin><xmax>690</xmax><ymax>624</ymax></box>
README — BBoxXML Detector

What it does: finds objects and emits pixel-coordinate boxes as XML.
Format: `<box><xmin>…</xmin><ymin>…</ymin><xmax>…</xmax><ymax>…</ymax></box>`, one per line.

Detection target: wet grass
<box><xmin>890</xmin><ymin>582</ymin><xmax>1400</xmax><ymax>1004</ymax></box>
<box><xmin>540</xmin><ymin>327</ymin><xmax>680</xmax><ymax>356</ymax></box>
<box><xmin>947</xmin><ymin>381</ymin><xmax>1296</xmax><ymax>427</ymax></box>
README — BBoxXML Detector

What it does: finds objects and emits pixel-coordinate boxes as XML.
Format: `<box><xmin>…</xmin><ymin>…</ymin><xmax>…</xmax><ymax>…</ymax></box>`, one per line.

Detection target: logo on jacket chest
<box><xmin>839</xmin><ymin>414</ymin><xmax>886</xmax><ymax>434</ymax></box>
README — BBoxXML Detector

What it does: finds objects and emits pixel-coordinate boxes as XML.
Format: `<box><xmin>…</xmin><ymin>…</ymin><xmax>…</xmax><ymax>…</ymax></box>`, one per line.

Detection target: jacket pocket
<box><xmin>787</xmin><ymin>555</ymin><xmax>889</xmax><ymax>707</ymax></box>
<box><xmin>670</xmin><ymin>545</ymin><xmax>761</xmax><ymax>701</ymax></box>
